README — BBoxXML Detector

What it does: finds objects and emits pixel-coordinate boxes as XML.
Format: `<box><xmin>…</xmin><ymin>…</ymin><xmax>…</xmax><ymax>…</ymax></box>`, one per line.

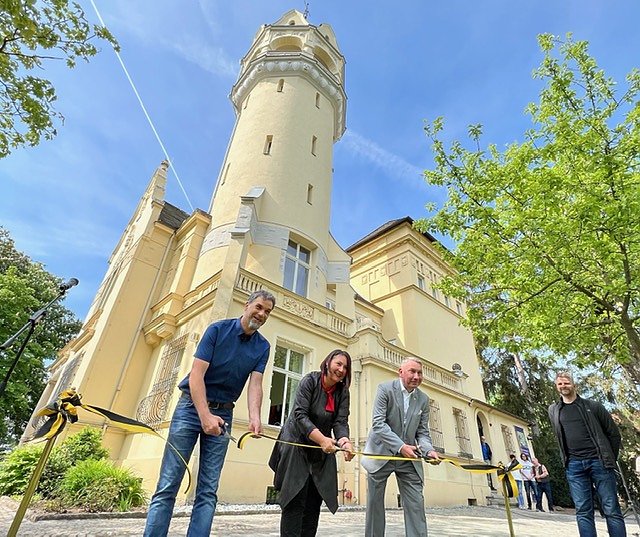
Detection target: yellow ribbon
<box><xmin>33</xmin><ymin>389</ymin><xmax>192</xmax><ymax>492</ymax></box>
<box><xmin>237</xmin><ymin>432</ymin><xmax>521</xmax><ymax>498</ymax></box>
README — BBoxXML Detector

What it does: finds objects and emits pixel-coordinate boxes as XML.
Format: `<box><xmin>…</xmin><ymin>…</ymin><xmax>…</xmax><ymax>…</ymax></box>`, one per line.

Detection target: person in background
<box><xmin>269</xmin><ymin>349</ymin><xmax>354</xmax><ymax>537</ymax></box>
<box><xmin>509</xmin><ymin>453</ymin><xmax>526</xmax><ymax>509</ymax></box>
<box><xmin>532</xmin><ymin>456</ymin><xmax>555</xmax><ymax>512</ymax></box>
<box><xmin>481</xmin><ymin>435</ymin><xmax>496</xmax><ymax>490</ymax></box>
<box><xmin>519</xmin><ymin>452</ymin><xmax>536</xmax><ymax>510</ymax></box>
<box><xmin>548</xmin><ymin>371</ymin><xmax>626</xmax><ymax>536</ymax></box>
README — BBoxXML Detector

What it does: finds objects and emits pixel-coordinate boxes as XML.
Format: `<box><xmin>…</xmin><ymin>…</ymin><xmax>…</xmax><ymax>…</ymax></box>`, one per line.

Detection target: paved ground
<box><xmin>1</xmin><ymin>498</ymin><xmax>638</xmax><ymax>536</ymax></box>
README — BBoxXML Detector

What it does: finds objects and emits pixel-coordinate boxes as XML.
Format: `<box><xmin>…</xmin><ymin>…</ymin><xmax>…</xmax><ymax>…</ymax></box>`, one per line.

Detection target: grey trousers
<box><xmin>365</xmin><ymin>460</ymin><xmax>427</xmax><ymax>537</ymax></box>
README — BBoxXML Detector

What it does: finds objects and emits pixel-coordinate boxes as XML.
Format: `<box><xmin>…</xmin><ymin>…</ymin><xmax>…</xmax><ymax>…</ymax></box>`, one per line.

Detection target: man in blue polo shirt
<box><xmin>144</xmin><ymin>289</ymin><xmax>275</xmax><ymax>537</ymax></box>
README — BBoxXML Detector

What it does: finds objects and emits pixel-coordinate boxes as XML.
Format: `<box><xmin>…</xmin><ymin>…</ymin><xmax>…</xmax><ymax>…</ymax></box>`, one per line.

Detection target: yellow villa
<box><xmin>26</xmin><ymin>9</ymin><xmax>531</xmax><ymax>509</ymax></box>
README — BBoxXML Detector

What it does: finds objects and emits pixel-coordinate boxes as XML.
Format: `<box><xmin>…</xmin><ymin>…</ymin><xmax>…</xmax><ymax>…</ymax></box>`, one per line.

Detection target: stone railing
<box><xmin>235</xmin><ymin>269</ymin><xmax>351</xmax><ymax>337</ymax></box>
<box><xmin>354</xmin><ymin>331</ymin><xmax>463</xmax><ymax>393</ymax></box>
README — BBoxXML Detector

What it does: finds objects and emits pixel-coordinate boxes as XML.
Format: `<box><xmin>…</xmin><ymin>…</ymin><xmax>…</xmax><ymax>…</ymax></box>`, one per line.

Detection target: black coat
<box><xmin>548</xmin><ymin>395</ymin><xmax>621</xmax><ymax>469</ymax></box>
<box><xmin>268</xmin><ymin>371</ymin><xmax>350</xmax><ymax>513</ymax></box>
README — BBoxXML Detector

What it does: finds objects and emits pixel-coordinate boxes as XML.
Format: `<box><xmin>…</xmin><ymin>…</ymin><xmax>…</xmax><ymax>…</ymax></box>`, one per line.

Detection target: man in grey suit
<box><xmin>362</xmin><ymin>357</ymin><xmax>439</xmax><ymax>536</ymax></box>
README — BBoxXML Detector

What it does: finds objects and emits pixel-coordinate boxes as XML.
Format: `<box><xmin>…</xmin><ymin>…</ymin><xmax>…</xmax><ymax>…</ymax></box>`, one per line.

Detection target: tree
<box><xmin>0</xmin><ymin>227</ymin><xmax>82</xmax><ymax>446</ymax></box>
<box><xmin>0</xmin><ymin>0</ymin><xmax>117</xmax><ymax>158</ymax></box>
<box><xmin>419</xmin><ymin>34</ymin><xmax>640</xmax><ymax>391</ymax></box>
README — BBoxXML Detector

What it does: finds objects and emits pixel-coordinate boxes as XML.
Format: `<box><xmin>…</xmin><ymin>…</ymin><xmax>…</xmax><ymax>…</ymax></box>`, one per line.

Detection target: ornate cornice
<box><xmin>231</xmin><ymin>53</ymin><xmax>346</xmax><ymax>141</ymax></box>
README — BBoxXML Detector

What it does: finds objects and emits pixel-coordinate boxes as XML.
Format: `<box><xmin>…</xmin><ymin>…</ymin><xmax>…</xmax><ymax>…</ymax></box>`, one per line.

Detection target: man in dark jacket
<box><xmin>548</xmin><ymin>371</ymin><xmax>626</xmax><ymax>537</ymax></box>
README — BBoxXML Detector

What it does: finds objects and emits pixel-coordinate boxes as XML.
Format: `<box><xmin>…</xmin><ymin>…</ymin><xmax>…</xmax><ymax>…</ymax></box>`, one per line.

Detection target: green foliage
<box><xmin>0</xmin><ymin>0</ymin><xmax>118</xmax><ymax>157</ymax></box>
<box><xmin>38</xmin><ymin>427</ymin><xmax>109</xmax><ymax>497</ymax></box>
<box><xmin>419</xmin><ymin>34</ymin><xmax>640</xmax><ymax>389</ymax></box>
<box><xmin>0</xmin><ymin>427</ymin><xmax>109</xmax><ymax>498</ymax></box>
<box><xmin>57</xmin><ymin>459</ymin><xmax>146</xmax><ymax>512</ymax></box>
<box><xmin>0</xmin><ymin>227</ymin><xmax>82</xmax><ymax>446</ymax></box>
<box><xmin>0</xmin><ymin>443</ymin><xmax>43</xmax><ymax>496</ymax></box>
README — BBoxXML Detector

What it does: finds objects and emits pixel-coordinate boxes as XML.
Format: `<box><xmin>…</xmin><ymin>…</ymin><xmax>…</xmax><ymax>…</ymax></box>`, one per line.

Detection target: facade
<box><xmin>26</xmin><ymin>10</ymin><xmax>532</xmax><ymax>508</ymax></box>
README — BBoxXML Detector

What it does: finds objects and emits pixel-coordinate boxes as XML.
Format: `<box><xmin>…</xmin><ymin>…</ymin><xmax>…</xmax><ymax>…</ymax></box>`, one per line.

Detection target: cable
<box><xmin>89</xmin><ymin>0</ymin><xmax>194</xmax><ymax>212</ymax></box>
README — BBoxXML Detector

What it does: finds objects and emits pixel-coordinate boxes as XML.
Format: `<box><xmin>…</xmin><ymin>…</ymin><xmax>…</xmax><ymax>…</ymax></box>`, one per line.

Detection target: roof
<box><xmin>345</xmin><ymin>216</ymin><xmax>438</xmax><ymax>252</ymax></box>
<box><xmin>158</xmin><ymin>202</ymin><xmax>190</xmax><ymax>230</ymax></box>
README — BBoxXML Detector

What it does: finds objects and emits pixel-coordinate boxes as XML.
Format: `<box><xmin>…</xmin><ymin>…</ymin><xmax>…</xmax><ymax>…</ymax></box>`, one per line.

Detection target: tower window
<box><xmin>277</xmin><ymin>79</ymin><xmax>284</xmax><ymax>92</ymax></box>
<box><xmin>264</xmin><ymin>135</ymin><xmax>273</xmax><ymax>155</ymax></box>
<box><xmin>311</xmin><ymin>135</ymin><xmax>317</xmax><ymax>156</ymax></box>
<box><xmin>307</xmin><ymin>184</ymin><xmax>313</xmax><ymax>205</ymax></box>
<box><xmin>221</xmin><ymin>163</ymin><xmax>230</xmax><ymax>185</ymax></box>
<box><xmin>284</xmin><ymin>239</ymin><xmax>310</xmax><ymax>297</ymax></box>
<box><xmin>315</xmin><ymin>92</ymin><xmax>320</xmax><ymax>108</ymax></box>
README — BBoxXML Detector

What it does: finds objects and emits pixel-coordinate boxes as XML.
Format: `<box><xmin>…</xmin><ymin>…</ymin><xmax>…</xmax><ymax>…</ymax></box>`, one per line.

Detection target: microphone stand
<box><xmin>0</xmin><ymin>288</ymin><xmax>68</xmax><ymax>398</ymax></box>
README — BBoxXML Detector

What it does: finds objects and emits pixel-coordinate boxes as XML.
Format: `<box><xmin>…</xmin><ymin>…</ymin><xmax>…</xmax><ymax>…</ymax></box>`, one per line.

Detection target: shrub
<box><xmin>0</xmin><ymin>443</ymin><xmax>43</xmax><ymax>496</ymax></box>
<box><xmin>57</xmin><ymin>459</ymin><xmax>146</xmax><ymax>512</ymax></box>
<box><xmin>0</xmin><ymin>427</ymin><xmax>109</xmax><ymax>498</ymax></box>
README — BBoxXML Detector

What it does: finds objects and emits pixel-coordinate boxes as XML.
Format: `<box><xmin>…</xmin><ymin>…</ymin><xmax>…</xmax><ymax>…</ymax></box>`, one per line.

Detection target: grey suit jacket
<box><xmin>361</xmin><ymin>379</ymin><xmax>434</xmax><ymax>479</ymax></box>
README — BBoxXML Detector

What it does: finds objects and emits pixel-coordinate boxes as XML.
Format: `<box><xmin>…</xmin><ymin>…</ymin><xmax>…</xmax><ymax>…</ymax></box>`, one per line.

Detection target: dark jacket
<box><xmin>268</xmin><ymin>371</ymin><xmax>350</xmax><ymax>513</ymax></box>
<box><xmin>548</xmin><ymin>395</ymin><xmax>621</xmax><ymax>469</ymax></box>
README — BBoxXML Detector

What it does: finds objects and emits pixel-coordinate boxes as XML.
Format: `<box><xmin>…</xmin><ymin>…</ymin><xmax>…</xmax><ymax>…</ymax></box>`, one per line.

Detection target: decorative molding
<box><xmin>231</xmin><ymin>54</ymin><xmax>346</xmax><ymax>140</ymax></box>
<box><xmin>282</xmin><ymin>296</ymin><xmax>314</xmax><ymax>319</ymax></box>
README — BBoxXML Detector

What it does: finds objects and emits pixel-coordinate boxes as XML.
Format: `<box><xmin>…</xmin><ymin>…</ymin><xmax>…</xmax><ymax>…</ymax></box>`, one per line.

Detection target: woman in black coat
<box><xmin>268</xmin><ymin>349</ymin><xmax>354</xmax><ymax>537</ymax></box>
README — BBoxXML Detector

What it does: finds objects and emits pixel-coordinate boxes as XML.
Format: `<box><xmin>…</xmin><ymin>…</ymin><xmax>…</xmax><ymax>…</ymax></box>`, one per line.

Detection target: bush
<box><xmin>0</xmin><ymin>427</ymin><xmax>109</xmax><ymax>498</ymax></box>
<box><xmin>0</xmin><ymin>443</ymin><xmax>44</xmax><ymax>496</ymax></box>
<box><xmin>57</xmin><ymin>459</ymin><xmax>146</xmax><ymax>512</ymax></box>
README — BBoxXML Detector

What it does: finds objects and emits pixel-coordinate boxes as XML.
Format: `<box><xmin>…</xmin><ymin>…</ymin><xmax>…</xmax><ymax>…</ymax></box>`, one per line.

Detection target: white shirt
<box><xmin>400</xmin><ymin>384</ymin><xmax>413</xmax><ymax>415</ymax></box>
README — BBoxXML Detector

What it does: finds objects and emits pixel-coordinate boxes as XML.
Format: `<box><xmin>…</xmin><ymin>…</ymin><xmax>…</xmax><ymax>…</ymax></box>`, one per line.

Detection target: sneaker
<box><xmin>537</xmin><ymin>508</ymin><xmax>545</xmax><ymax>512</ymax></box>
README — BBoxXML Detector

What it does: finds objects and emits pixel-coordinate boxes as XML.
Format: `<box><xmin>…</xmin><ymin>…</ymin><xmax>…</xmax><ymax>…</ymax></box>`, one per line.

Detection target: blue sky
<box><xmin>2</xmin><ymin>1</ymin><xmax>639</xmax><ymax>320</ymax></box>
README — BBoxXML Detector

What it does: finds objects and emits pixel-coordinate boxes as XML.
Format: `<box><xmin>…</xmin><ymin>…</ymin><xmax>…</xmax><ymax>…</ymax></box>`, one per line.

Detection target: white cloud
<box><xmin>340</xmin><ymin>130</ymin><xmax>426</xmax><ymax>190</ymax></box>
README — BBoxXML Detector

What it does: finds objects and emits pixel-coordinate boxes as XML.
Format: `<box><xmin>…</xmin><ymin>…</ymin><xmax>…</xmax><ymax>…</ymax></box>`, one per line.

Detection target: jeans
<box><xmin>535</xmin><ymin>480</ymin><xmax>554</xmax><ymax>511</ymax></box>
<box><xmin>523</xmin><ymin>480</ymin><xmax>536</xmax><ymax>509</ymax></box>
<box><xmin>566</xmin><ymin>458</ymin><xmax>627</xmax><ymax>537</ymax></box>
<box><xmin>515</xmin><ymin>480</ymin><xmax>525</xmax><ymax>508</ymax></box>
<box><xmin>144</xmin><ymin>396</ymin><xmax>232</xmax><ymax>537</ymax></box>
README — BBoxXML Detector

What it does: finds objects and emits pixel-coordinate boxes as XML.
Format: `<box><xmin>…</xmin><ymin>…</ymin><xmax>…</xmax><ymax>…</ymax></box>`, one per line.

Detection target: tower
<box><xmin>194</xmin><ymin>9</ymin><xmax>348</xmax><ymax>308</ymax></box>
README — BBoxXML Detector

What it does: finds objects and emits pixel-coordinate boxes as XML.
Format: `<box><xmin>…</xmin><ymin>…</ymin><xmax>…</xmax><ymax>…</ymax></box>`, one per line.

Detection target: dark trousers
<box><xmin>523</xmin><ymin>481</ymin><xmax>536</xmax><ymax>509</ymax></box>
<box><xmin>280</xmin><ymin>476</ymin><xmax>323</xmax><ymax>537</ymax></box>
<box><xmin>536</xmin><ymin>481</ymin><xmax>554</xmax><ymax>511</ymax></box>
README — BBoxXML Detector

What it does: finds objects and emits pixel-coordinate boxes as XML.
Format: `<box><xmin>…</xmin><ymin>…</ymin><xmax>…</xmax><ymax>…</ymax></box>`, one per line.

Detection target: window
<box><xmin>277</xmin><ymin>79</ymin><xmax>284</xmax><ymax>92</ymax></box>
<box><xmin>283</xmin><ymin>239</ymin><xmax>310</xmax><ymax>296</ymax></box>
<box><xmin>456</xmin><ymin>301</ymin><xmax>463</xmax><ymax>315</ymax></box>
<box><xmin>311</xmin><ymin>135</ymin><xmax>317</xmax><ymax>156</ymax></box>
<box><xmin>429</xmin><ymin>399</ymin><xmax>445</xmax><ymax>453</ymax></box>
<box><xmin>221</xmin><ymin>162</ymin><xmax>230</xmax><ymax>185</ymax></box>
<box><xmin>444</xmin><ymin>295</ymin><xmax>451</xmax><ymax>308</ymax></box>
<box><xmin>453</xmin><ymin>407</ymin><xmax>473</xmax><ymax>458</ymax></box>
<box><xmin>431</xmin><ymin>286</ymin><xmax>439</xmax><ymax>300</ymax></box>
<box><xmin>137</xmin><ymin>334</ymin><xmax>188</xmax><ymax>427</ymax></box>
<box><xmin>417</xmin><ymin>275</ymin><xmax>426</xmax><ymax>291</ymax></box>
<box><xmin>325</xmin><ymin>298</ymin><xmax>335</xmax><ymax>311</ymax></box>
<box><xmin>502</xmin><ymin>425</ymin><xmax>516</xmax><ymax>455</ymax></box>
<box><xmin>268</xmin><ymin>345</ymin><xmax>305</xmax><ymax>426</ymax></box>
<box><xmin>315</xmin><ymin>92</ymin><xmax>320</xmax><ymax>108</ymax></box>
<box><xmin>264</xmin><ymin>135</ymin><xmax>273</xmax><ymax>155</ymax></box>
<box><xmin>307</xmin><ymin>184</ymin><xmax>313</xmax><ymax>205</ymax></box>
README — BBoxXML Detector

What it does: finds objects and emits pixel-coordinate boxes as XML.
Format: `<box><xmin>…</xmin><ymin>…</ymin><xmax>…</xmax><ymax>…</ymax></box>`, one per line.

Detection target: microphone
<box><xmin>59</xmin><ymin>278</ymin><xmax>79</xmax><ymax>292</ymax></box>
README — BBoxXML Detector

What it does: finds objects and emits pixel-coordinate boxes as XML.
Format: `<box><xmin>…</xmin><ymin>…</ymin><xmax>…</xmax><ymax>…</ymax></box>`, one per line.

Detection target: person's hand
<box><xmin>400</xmin><ymin>444</ymin><xmax>420</xmax><ymax>459</ymax></box>
<box><xmin>201</xmin><ymin>413</ymin><xmax>224</xmax><ymax>436</ymax></box>
<box><xmin>320</xmin><ymin>436</ymin><xmax>336</xmax><ymax>454</ymax></box>
<box><xmin>248</xmin><ymin>416</ymin><xmax>262</xmax><ymax>436</ymax></box>
<box><xmin>337</xmin><ymin>437</ymin><xmax>355</xmax><ymax>462</ymax></box>
<box><xmin>426</xmin><ymin>450</ymin><xmax>441</xmax><ymax>463</ymax></box>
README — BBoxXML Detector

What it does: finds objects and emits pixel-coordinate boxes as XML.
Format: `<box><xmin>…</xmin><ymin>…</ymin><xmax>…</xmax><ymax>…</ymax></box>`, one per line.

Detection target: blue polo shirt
<box><xmin>178</xmin><ymin>318</ymin><xmax>270</xmax><ymax>402</ymax></box>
